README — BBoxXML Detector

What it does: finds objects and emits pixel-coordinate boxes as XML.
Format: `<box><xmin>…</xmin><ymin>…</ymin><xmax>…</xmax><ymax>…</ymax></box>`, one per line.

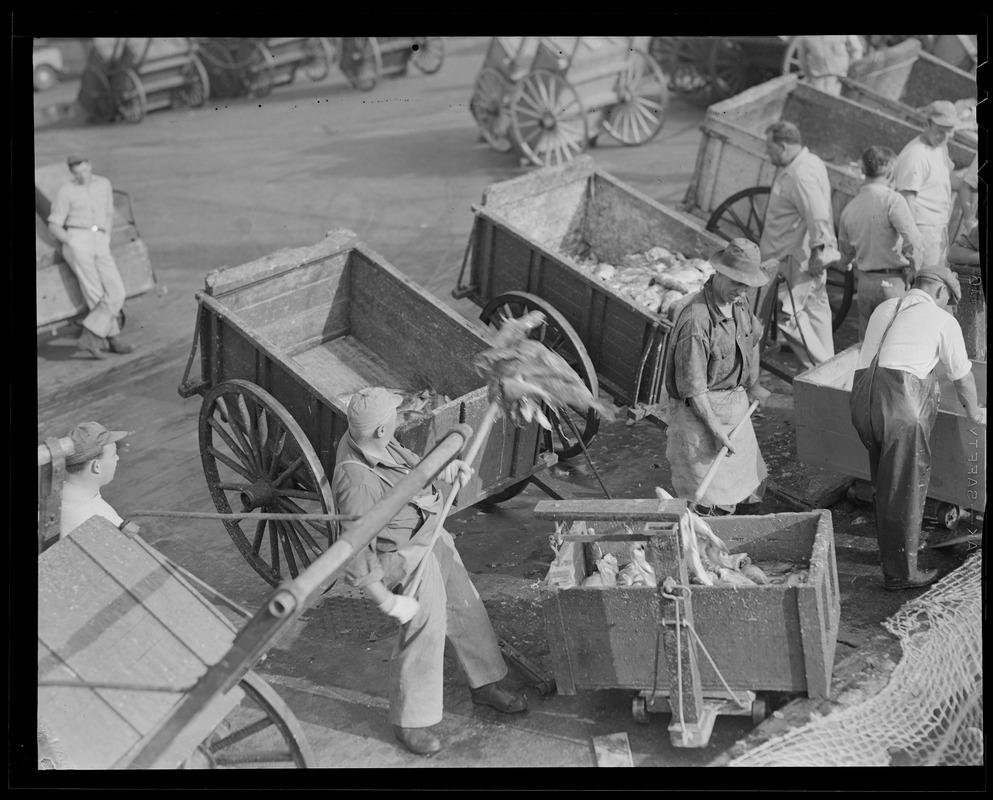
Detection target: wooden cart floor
<box><xmin>290</xmin><ymin>335</ymin><xmax>420</xmax><ymax>405</ymax></box>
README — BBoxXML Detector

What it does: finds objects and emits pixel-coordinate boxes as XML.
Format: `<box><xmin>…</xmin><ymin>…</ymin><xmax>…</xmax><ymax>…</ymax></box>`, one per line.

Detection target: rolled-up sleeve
<box><xmin>939</xmin><ymin>319</ymin><xmax>973</xmax><ymax>383</ymax></box>
<box><xmin>48</xmin><ymin>186</ymin><xmax>69</xmax><ymax>228</ymax></box>
<box><xmin>892</xmin><ymin>153</ymin><xmax>924</xmax><ymax>195</ymax></box>
<box><xmin>888</xmin><ymin>192</ymin><xmax>923</xmax><ymax>269</ymax></box>
<box><xmin>672</xmin><ymin>331</ymin><xmax>711</xmax><ymax>399</ymax></box>
<box><xmin>335</xmin><ymin>473</ymin><xmax>386</xmax><ymax>588</ymax></box>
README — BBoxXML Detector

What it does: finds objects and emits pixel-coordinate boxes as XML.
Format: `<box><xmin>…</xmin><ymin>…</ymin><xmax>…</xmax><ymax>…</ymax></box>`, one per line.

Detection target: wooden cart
<box><xmin>683</xmin><ymin>74</ymin><xmax>977</xmax><ymax>333</ymax></box>
<box><xmin>453</xmin><ymin>156</ymin><xmax>725</xmax><ymax>453</ymax></box>
<box><xmin>196</xmin><ymin>37</ymin><xmax>336</xmax><ymax>100</ymax></box>
<box><xmin>177</xmin><ymin>230</ymin><xmax>556</xmax><ymax>588</ymax></box>
<box><xmin>536</xmin><ymin>500</ymin><xmax>840</xmax><ymax>747</ymax></box>
<box><xmin>338</xmin><ymin>37</ymin><xmax>445</xmax><ymax>92</ymax></box>
<box><xmin>469</xmin><ymin>37</ymin><xmax>543</xmax><ymax>152</ymax></box>
<box><xmin>35</xmin><ymin>162</ymin><xmax>155</xmax><ymax>336</ymax></box>
<box><xmin>793</xmin><ymin>345</ymin><xmax>986</xmax><ymax>524</ymax></box>
<box><xmin>77</xmin><ymin>38</ymin><xmax>210</xmax><ymax>124</ymax></box>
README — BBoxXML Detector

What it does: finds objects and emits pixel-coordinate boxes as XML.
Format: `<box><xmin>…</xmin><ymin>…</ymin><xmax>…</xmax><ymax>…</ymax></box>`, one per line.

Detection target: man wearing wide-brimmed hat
<box><xmin>662</xmin><ymin>238</ymin><xmax>774</xmax><ymax>516</ymax></box>
<box><xmin>892</xmin><ymin>100</ymin><xmax>965</xmax><ymax>270</ymax></box>
<box><xmin>59</xmin><ymin>421</ymin><xmax>130</xmax><ymax>539</ymax></box>
<box><xmin>851</xmin><ymin>265</ymin><xmax>985</xmax><ymax>591</ymax></box>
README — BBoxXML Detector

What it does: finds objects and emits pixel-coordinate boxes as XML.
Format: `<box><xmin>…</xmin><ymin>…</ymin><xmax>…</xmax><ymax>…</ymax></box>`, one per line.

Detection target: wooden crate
<box><xmin>459</xmin><ymin>155</ymin><xmax>724</xmax><ymax>407</ymax></box>
<box><xmin>194</xmin><ymin>229</ymin><xmax>543</xmax><ymax>507</ymax></box>
<box><xmin>794</xmin><ymin>344</ymin><xmax>987</xmax><ymax>510</ymax></box>
<box><xmin>540</xmin><ymin>511</ymin><xmax>840</xmax><ymax>699</ymax></box>
<box><xmin>38</xmin><ymin>516</ymin><xmax>243</xmax><ymax>769</ymax></box>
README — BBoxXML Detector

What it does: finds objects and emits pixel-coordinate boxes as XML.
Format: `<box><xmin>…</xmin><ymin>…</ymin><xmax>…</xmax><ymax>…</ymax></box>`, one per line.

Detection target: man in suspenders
<box><xmin>332</xmin><ymin>388</ymin><xmax>526</xmax><ymax>756</ymax></box>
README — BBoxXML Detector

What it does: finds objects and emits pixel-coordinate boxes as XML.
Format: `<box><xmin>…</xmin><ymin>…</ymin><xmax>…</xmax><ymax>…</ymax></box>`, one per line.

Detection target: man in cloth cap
<box><xmin>891</xmin><ymin>101</ymin><xmax>965</xmax><ymax>270</ymax></box>
<box><xmin>59</xmin><ymin>422</ymin><xmax>130</xmax><ymax>539</ymax></box>
<box><xmin>759</xmin><ymin>121</ymin><xmax>842</xmax><ymax>369</ymax></box>
<box><xmin>662</xmin><ymin>239</ymin><xmax>773</xmax><ymax>516</ymax></box>
<box><xmin>47</xmin><ymin>155</ymin><xmax>134</xmax><ymax>360</ymax></box>
<box><xmin>851</xmin><ymin>266</ymin><xmax>985</xmax><ymax>590</ymax></box>
<box><xmin>332</xmin><ymin>388</ymin><xmax>526</xmax><ymax>756</ymax></box>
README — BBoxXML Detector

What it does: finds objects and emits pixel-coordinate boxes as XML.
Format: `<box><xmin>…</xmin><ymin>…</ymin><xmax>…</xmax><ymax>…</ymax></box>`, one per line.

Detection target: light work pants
<box><xmin>63</xmin><ymin>229</ymin><xmax>125</xmax><ymax>338</ymax></box>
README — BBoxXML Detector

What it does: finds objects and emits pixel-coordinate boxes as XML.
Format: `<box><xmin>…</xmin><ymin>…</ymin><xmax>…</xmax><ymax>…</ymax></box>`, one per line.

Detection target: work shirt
<box><xmin>60</xmin><ymin>485</ymin><xmax>123</xmax><ymax>539</ymax></box>
<box><xmin>47</xmin><ymin>175</ymin><xmax>115</xmax><ymax>232</ymax></box>
<box><xmin>858</xmin><ymin>289</ymin><xmax>972</xmax><ymax>382</ymax></box>
<box><xmin>331</xmin><ymin>432</ymin><xmax>443</xmax><ymax>588</ymax></box>
<box><xmin>663</xmin><ymin>278</ymin><xmax>762</xmax><ymax>400</ymax></box>
<box><xmin>838</xmin><ymin>183</ymin><xmax>922</xmax><ymax>272</ymax></box>
<box><xmin>798</xmin><ymin>35</ymin><xmax>852</xmax><ymax>78</ymax></box>
<box><xmin>892</xmin><ymin>136</ymin><xmax>953</xmax><ymax>227</ymax></box>
<box><xmin>759</xmin><ymin>147</ymin><xmax>837</xmax><ymax>265</ymax></box>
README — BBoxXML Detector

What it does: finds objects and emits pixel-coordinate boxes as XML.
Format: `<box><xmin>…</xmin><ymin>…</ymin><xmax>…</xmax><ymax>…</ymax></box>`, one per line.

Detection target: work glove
<box><xmin>968</xmin><ymin>406</ymin><xmax>986</xmax><ymax>426</ymax></box>
<box><xmin>378</xmin><ymin>593</ymin><xmax>420</xmax><ymax>624</ymax></box>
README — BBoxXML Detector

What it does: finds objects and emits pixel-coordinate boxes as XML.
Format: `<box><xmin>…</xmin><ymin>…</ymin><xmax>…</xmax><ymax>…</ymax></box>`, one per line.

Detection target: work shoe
<box><xmin>393</xmin><ymin>725</ymin><xmax>441</xmax><ymax>755</ymax></box>
<box><xmin>692</xmin><ymin>503</ymin><xmax>734</xmax><ymax>517</ymax></box>
<box><xmin>470</xmin><ymin>680</ymin><xmax>527</xmax><ymax>714</ymax></box>
<box><xmin>107</xmin><ymin>336</ymin><xmax>134</xmax><ymax>355</ymax></box>
<box><xmin>882</xmin><ymin>568</ymin><xmax>940</xmax><ymax>592</ymax></box>
<box><xmin>77</xmin><ymin>328</ymin><xmax>106</xmax><ymax>360</ymax></box>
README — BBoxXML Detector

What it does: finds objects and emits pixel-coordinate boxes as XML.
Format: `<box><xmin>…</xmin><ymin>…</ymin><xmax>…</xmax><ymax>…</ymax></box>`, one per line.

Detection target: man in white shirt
<box><xmin>59</xmin><ymin>421</ymin><xmax>130</xmax><ymax>539</ymax></box>
<box><xmin>852</xmin><ymin>266</ymin><xmax>985</xmax><ymax>590</ymax></box>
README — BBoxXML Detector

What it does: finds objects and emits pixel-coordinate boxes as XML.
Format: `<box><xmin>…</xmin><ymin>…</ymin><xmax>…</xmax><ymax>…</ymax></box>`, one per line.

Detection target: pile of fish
<box><xmin>573</xmin><ymin>245</ymin><xmax>715</xmax><ymax>317</ymax></box>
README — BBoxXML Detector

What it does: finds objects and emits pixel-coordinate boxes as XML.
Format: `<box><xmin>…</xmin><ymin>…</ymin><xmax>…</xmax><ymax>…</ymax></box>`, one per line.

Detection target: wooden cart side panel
<box><xmin>486</xmin><ymin>180</ymin><xmax>590</xmax><ymax>257</ymax></box>
<box><xmin>846</xmin><ymin>38</ymin><xmax>922</xmax><ymax>100</ymax></box>
<box><xmin>796</xmin><ymin>512</ymin><xmax>839</xmax><ymax>698</ymax></box>
<box><xmin>902</xmin><ymin>51</ymin><xmax>978</xmax><ymax>109</ymax></box>
<box><xmin>482</xmin><ymin>154</ymin><xmax>596</xmax><ymax>212</ymax></box>
<box><xmin>704</xmin><ymin>74</ymin><xmax>797</xmax><ymax>136</ymax></box>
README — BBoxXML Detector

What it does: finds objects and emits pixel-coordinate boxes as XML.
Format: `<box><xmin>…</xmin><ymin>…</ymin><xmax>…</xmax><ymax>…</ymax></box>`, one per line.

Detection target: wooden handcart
<box><xmin>453</xmin><ymin>156</ymin><xmax>726</xmax><ymax>453</ymax></box>
<box><xmin>35</xmin><ymin>162</ymin><xmax>155</xmax><ymax>337</ymax></box>
<box><xmin>469</xmin><ymin>37</ymin><xmax>543</xmax><ymax>152</ymax></box>
<box><xmin>196</xmin><ymin>37</ymin><xmax>337</xmax><ymax>100</ymax></box>
<box><xmin>338</xmin><ymin>37</ymin><xmax>445</xmax><ymax>92</ymax></box>
<box><xmin>536</xmin><ymin>499</ymin><xmax>840</xmax><ymax>747</ymax></box>
<box><xmin>176</xmin><ymin>230</ymin><xmax>566</xmax><ymax>589</ymax></box>
<box><xmin>482</xmin><ymin>37</ymin><xmax>668</xmax><ymax>167</ymax></box>
<box><xmin>77</xmin><ymin>38</ymin><xmax>210</xmax><ymax>124</ymax></box>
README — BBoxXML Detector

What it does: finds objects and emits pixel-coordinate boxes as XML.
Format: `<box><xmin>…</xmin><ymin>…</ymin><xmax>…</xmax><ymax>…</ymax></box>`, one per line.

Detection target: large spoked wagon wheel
<box><xmin>236</xmin><ymin>41</ymin><xmax>274</xmax><ymax>98</ymax></box>
<box><xmin>184</xmin><ymin>671</ymin><xmax>315</xmax><ymax>769</ymax></box>
<box><xmin>301</xmin><ymin>37</ymin><xmax>335</xmax><ymax>82</ymax></box>
<box><xmin>114</xmin><ymin>68</ymin><xmax>147</xmax><ymax>124</ymax></box>
<box><xmin>411</xmin><ymin>37</ymin><xmax>445</xmax><ymax>74</ymax></box>
<box><xmin>197</xmin><ymin>40</ymin><xmax>242</xmax><ymax>99</ymax></box>
<box><xmin>470</xmin><ymin>67</ymin><xmax>514</xmax><ymax>152</ymax></box>
<box><xmin>707</xmin><ymin>39</ymin><xmax>752</xmax><ymax>102</ymax></box>
<box><xmin>78</xmin><ymin>65</ymin><xmax>116</xmax><ymax>123</ymax></box>
<box><xmin>601</xmin><ymin>50</ymin><xmax>669</xmax><ymax>146</ymax></box>
<box><xmin>174</xmin><ymin>55</ymin><xmax>211</xmax><ymax>109</ymax></box>
<box><xmin>782</xmin><ymin>37</ymin><xmax>804</xmax><ymax>76</ymax></box>
<box><xmin>648</xmin><ymin>37</ymin><xmax>713</xmax><ymax>108</ymax></box>
<box><xmin>510</xmin><ymin>69</ymin><xmax>590</xmax><ymax>168</ymax></box>
<box><xmin>340</xmin><ymin>37</ymin><xmax>382</xmax><ymax>91</ymax></box>
<box><xmin>199</xmin><ymin>380</ymin><xmax>336</xmax><ymax>588</ymax></box>
<box><xmin>479</xmin><ymin>291</ymin><xmax>600</xmax><ymax>461</ymax></box>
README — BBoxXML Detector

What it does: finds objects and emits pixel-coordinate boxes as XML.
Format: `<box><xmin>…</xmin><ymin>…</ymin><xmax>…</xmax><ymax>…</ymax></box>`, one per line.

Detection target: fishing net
<box><xmin>729</xmin><ymin>552</ymin><xmax>983</xmax><ymax>766</ymax></box>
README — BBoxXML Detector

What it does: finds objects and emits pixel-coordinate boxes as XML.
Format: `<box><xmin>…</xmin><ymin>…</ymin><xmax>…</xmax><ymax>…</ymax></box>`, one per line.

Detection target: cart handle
<box><xmin>177</xmin><ymin>302</ymin><xmax>208</xmax><ymax>399</ymax></box>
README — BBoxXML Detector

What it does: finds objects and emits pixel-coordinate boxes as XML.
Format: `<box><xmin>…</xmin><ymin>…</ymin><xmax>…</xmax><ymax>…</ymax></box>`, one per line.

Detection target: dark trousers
<box><xmin>859</xmin><ymin>366</ymin><xmax>939</xmax><ymax>581</ymax></box>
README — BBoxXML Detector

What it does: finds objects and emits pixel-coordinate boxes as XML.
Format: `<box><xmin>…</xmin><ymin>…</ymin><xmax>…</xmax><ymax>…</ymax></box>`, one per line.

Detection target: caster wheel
<box><xmin>936</xmin><ymin>503</ymin><xmax>961</xmax><ymax>530</ymax></box>
<box><xmin>632</xmin><ymin>695</ymin><xmax>649</xmax><ymax>724</ymax></box>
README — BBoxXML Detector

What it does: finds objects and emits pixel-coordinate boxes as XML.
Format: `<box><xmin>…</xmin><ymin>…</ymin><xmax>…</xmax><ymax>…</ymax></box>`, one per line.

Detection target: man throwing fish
<box><xmin>663</xmin><ymin>239</ymin><xmax>773</xmax><ymax>516</ymax></box>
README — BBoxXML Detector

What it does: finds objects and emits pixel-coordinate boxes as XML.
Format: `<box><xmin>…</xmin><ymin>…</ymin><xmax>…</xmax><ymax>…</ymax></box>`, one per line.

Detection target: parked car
<box><xmin>33</xmin><ymin>42</ymin><xmax>63</xmax><ymax>91</ymax></box>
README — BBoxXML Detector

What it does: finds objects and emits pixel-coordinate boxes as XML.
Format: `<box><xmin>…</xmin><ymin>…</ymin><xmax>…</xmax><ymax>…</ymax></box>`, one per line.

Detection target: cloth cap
<box><xmin>923</xmin><ymin>100</ymin><xmax>959</xmax><ymax>129</ymax></box>
<box><xmin>347</xmin><ymin>387</ymin><xmax>403</xmax><ymax>432</ymax></box>
<box><xmin>65</xmin><ymin>421</ymin><xmax>129</xmax><ymax>465</ymax></box>
<box><xmin>914</xmin><ymin>265</ymin><xmax>962</xmax><ymax>304</ymax></box>
<box><xmin>66</xmin><ymin>154</ymin><xmax>89</xmax><ymax>167</ymax></box>
<box><xmin>709</xmin><ymin>238</ymin><xmax>773</xmax><ymax>288</ymax></box>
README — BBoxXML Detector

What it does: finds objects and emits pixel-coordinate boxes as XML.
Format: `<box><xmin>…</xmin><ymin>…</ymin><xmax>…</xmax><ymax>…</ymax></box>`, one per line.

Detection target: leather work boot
<box><xmin>883</xmin><ymin>568</ymin><xmax>940</xmax><ymax>592</ymax></box>
<box><xmin>77</xmin><ymin>327</ymin><xmax>107</xmax><ymax>360</ymax></box>
<box><xmin>470</xmin><ymin>680</ymin><xmax>528</xmax><ymax>713</ymax></box>
<box><xmin>393</xmin><ymin>725</ymin><xmax>442</xmax><ymax>756</ymax></box>
<box><xmin>107</xmin><ymin>336</ymin><xmax>135</xmax><ymax>355</ymax></box>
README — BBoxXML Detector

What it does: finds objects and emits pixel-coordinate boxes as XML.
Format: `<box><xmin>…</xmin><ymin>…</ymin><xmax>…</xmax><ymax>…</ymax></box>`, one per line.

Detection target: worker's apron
<box><xmin>849</xmin><ymin>300</ymin><xmax>940</xmax><ymax>580</ymax></box>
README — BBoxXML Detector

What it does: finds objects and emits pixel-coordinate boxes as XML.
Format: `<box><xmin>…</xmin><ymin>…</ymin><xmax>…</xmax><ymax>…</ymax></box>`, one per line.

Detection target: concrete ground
<box><xmin>24</xmin><ymin>36</ymin><xmax>982</xmax><ymax>780</ymax></box>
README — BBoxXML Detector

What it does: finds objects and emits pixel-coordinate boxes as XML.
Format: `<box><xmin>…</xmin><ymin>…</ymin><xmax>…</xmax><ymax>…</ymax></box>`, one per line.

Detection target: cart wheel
<box><xmin>175</xmin><ymin>54</ymin><xmax>211</xmax><ymax>109</ymax></box>
<box><xmin>302</xmin><ymin>37</ymin><xmax>334</xmax><ymax>82</ymax></box>
<box><xmin>410</xmin><ymin>37</ymin><xmax>445</xmax><ymax>74</ymax></box>
<box><xmin>826</xmin><ymin>266</ymin><xmax>855</xmax><ymax>332</ymax></box>
<box><xmin>479</xmin><ymin>291</ymin><xmax>600</xmax><ymax>461</ymax></box>
<box><xmin>186</xmin><ymin>671</ymin><xmax>316</xmax><ymax>768</ymax></box>
<box><xmin>705</xmin><ymin>186</ymin><xmax>772</xmax><ymax>245</ymax></box>
<box><xmin>782</xmin><ymin>37</ymin><xmax>804</xmax><ymax>76</ymax></box>
<box><xmin>601</xmin><ymin>50</ymin><xmax>669</xmax><ymax>146</ymax></box>
<box><xmin>199</xmin><ymin>379</ymin><xmax>336</xmax><ymax>588</ymax></box>
<box><xmin>510</xmin><ymin>69</ymin><xmax>590</xmax><ymax>168</ymax></box>
<box><xmin>340</xmin><ymin>37</ymin><xmax>382</xmax><ymax>91</ymax></box>
<box><xmin>751</xmin><ymin>695</ymin><xmax>768</xmax><ymax>726</ymax></box>
<box><xmin>648</xmin><ymin>37</ymin><xmax>713</xmax><ymax>107</ymax></box>
<box><xmin>115</xmin><ymin>68</ymin><xmax>147</xmax><ymax>124</ymax></box>
<box><xmin>470</xmin><ymin>67</ymin><xmax>514</xmax><ymax>152</ymax></box>
<box><xmin>707</xmin><ymin>39</ymin><xmax>752</xmax><ymax>102</ymax></box>
<box><xmin>78</xmin><ymin>65</ymin><xmax>116</xmax><ymax>123</ymax></box>
<box><xmin>324</xmin><ymin>37</ymin><xmax>342</xmax><ymax>69</ymax></box>
<box><xmin>197</xmin><ymin>40</ymin><xmax>242</xmax><ymax>99</ymax></box>
<box><xmin>237</xmin><ymin>41</ymin><xmax>274</xmax><ymax>98</ymax></box>
<box><xmin>632</xmin><ymin>695</ymin><xmax>649</xmax><ymax>724</ymax></box>
<box><xmin>936</xmin><ymin>502</ymin><xmax>962</xmax><ymax>530</ymax></box>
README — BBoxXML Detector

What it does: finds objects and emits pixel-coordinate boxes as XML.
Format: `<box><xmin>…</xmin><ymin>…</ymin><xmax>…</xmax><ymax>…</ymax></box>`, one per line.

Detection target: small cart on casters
<box><xmin>196</xmin><ymin>37</ymin><xmax>336</xmax><ymax>99</ymax></box>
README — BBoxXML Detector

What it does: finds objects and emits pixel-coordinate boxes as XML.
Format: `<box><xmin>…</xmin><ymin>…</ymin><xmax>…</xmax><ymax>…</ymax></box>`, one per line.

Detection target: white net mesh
<box><xmin>729</xmin><ymin>552</ymin><xmax>983</xmax><ymax>766</ymax></box>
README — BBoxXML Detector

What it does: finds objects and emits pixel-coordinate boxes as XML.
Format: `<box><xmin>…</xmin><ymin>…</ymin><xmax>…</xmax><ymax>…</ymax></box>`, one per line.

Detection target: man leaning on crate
<box><xmin>850</xmin><ymin>266</ymin><xmax>985</xmax><ymax>591</ymax></box>
<box><xmin>332</xmin><ymin>388</ymin><xmax>527</xmax><ymax>756</ymax></box>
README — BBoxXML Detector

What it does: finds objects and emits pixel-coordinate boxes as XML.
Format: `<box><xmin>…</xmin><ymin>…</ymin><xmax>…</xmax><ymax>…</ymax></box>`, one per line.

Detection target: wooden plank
<box><xmin>592</xmin><ymin>732</ymin><xmax>634</xmax><ymax>767</ymax></box>
<box><xmin>291</xmin><ymin>336</ymin><xmax>412</xmax><ymax>402</ymax></box>
<box><xmin>533</xmin><ymin>498</ymin><xmax>688</xmax><ymax>521</ymax></box>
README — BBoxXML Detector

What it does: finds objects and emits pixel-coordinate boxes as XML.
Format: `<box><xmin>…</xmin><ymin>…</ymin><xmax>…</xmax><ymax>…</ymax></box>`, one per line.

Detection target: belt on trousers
<box><xmin>861</xmin><ymin>268</ymin><xmax>907</xmax><ymax>276</ymax></box>
<box><xmin>66</xmin><ymin>225</ymin><xmax>107</xmax><ymax>233</ymax></box>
